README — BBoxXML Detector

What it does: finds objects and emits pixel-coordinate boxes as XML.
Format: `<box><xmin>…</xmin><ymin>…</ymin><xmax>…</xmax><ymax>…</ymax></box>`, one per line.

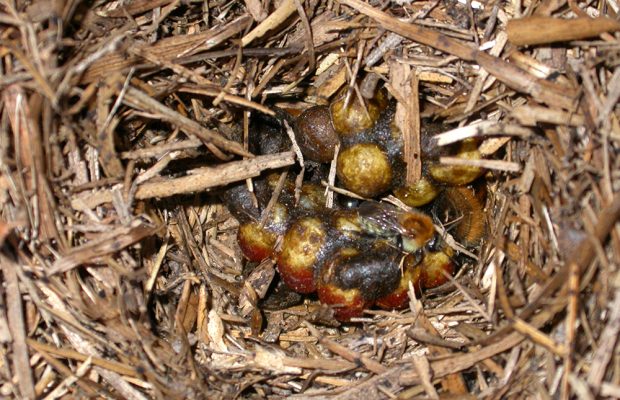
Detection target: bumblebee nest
<box><xmin>1</xmin><ymin>0</ymin><xmax>620</xmax><ymax>399</ymax></box>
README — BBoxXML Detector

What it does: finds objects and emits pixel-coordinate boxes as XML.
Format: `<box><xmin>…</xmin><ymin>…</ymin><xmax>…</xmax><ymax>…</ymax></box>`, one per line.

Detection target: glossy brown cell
<box><xmin>375</xmin><ymin>253</ymin><xmax>423</xmax><ymax>309</ymax></box>
<box><xmin>337</xmin><ymin>143</ymin><xmax>392</xmax><ymax>198</ymax></box>
<box><xmin>262</xmin><ymin>202</ymin><xmax>290</xmax><ymax>236</ymax></box>
<box><xmin>235</xmin><ymin>196</ymin><xmax>290</xmax><ymax>263</ymax></box>
<box><xmin>237</xmin><ymin>222</ymin><xmax>277</xmax><ymax>262</ymax></box>
<box><xmin>330</xmin><ymin>90</ymin><xmax>388</xmax><ymax>136</ymax></box>
<box><xmin>331</xmin><ymin>209</ymin><xmax>364</xmax><ymax>240</ymax></box>
<box><xmin>295</xmin><ymin>105</ymin><xmax>341</xmax><ymax>163</ymax></box>
<box><xmin>264</xmin><ymin>176</ymin><xmax>326</xmax><ymax>214</ymax></box>
<box><xmin>428</xmin><ymin>139</ymin><xmax>483</xmax><ymax>185</ymax></box>
<box><xmin>316</xmin><ymin>248</ymin><xmax>371</xmax><ymax>321</ymax></box>
<box><xmin>420</xmin><ymin>246</ymin><xmax>455</xmax><ymax>288</ymax></box>
<box><xmin>394</xmin><ymin>175</ymin><xmax>440</xmax><ymax>208</ymax></box>
<box><xmin>276</xmin><ymin>217</ymin><xmax>326</xmax><ymax>293</ymax></box>
<box><xmin>298</xmin><ymin>182</ymin><xmax>327</xmax><ymax>212</ymax></box>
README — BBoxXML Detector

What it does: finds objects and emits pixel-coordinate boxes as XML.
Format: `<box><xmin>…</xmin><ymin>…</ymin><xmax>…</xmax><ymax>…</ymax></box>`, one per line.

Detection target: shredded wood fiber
<box><xmin>0</xmin><ymin>0</ymin><xmax>619</xmax><ymax>399</ymax></box>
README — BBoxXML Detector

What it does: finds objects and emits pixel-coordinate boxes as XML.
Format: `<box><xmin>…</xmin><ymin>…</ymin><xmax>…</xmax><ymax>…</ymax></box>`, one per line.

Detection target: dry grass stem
<box><xmin>1</xmin><ymin>0</ymin><xmax>618</xmax><ymax>398</ymax></box>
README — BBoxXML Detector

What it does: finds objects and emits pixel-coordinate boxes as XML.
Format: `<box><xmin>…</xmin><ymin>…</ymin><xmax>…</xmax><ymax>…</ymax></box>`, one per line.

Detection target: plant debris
<box><xmin>1</xmin><ymin>0</ymin><xmax>620</xmax><ymax>399</ymax></box>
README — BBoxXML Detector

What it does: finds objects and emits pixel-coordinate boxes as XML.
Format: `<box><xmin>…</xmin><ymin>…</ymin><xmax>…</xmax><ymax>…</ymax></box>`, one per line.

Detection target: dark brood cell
<box><xmin>334</xmin><ymin>244</ymin><xmax>402</xmax><ymax>300</ymax></box>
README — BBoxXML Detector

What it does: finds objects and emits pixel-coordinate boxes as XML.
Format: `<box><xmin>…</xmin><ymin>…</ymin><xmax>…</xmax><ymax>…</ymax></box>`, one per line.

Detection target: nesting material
<box><xmin>1</xmin><ymin>1</ymin><xmax>619</xmax><ymax>399</ymax></box>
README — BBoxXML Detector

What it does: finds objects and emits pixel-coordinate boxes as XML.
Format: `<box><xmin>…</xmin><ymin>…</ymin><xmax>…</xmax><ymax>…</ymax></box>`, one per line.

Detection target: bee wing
<box><xmin>357</xmin><ymin>201</ymin><xmax>409</xmax><ymax>237</ymax></box>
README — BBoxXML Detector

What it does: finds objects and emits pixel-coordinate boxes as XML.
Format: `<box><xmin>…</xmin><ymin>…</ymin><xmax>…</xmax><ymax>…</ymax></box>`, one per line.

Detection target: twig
<box><xmin>325</xmin><ymin>143</ymin><xmax>340</xmax><ymax>208</ymax></box>
<box><xmin>304</xmin><ymin>321</ymin><xmax>387</xmax><ymax>374</ymax></box>
<box><xmin>339</xmin><ymin>0</ymin><xmax>578</xmax><ymax>109</ymax></box>
<box><xmin>438</xmin><ymin>157</ymin><xmax>521</xmax><ymax>172</ymax></box>
<box><xmin>1</xmin><ymin>254</ymin><xmax>35</xmax><ymax>399</ymax></box>
<box><xmin>241</xmin><ymin>0</ymin><xmax>297</xmax><ymax>46</ymax></box>
<box><xmin>81</xmin><ymin>15</ymin><xmax>253</xmax><ymax>83</ymax></box>
<box><xmin>71</xmin><ymin>152</ymin><xmax>295</xmax><ymax>210</ymax></box>
<box><xmin>587</xmin><ymin>290</ymin><xmax>620</xmax><ymax>390</ymax></box>
<box><xmin>432</xmin><ymin>121</ymin><xmax>532</xmax><ymax>146</ymax></box>
<box><xmin>122</xmin><ymin>86</ymin><xmax>253</xmax><ymax>158</ymax></box>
